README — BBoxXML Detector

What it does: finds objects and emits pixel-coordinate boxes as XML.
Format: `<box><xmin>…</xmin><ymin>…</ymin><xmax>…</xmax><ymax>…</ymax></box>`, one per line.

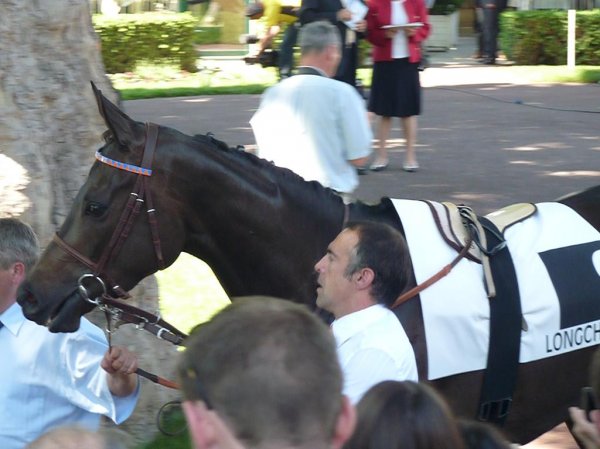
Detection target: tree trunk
<box><xmin>0</xmin><ymin>0</ymin><xmax>177</xmax><ymax>444</ymax></box>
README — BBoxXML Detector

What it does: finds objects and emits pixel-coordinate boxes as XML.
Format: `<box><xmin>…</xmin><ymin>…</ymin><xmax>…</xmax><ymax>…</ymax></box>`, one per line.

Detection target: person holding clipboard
<box><xmin>299</xmin><ymin>0</ymin><xmax>367</xmax><ymax>89</ymax></box>
<box><xmin>365</xmin><ymin>0</ymin><xmax>430</xmax><ymax>172</ymax></box>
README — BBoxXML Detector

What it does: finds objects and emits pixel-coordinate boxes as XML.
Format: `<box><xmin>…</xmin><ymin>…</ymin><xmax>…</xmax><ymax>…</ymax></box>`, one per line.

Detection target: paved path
<box><xmin>123</xmin><ymin>35</ymin><xmax>599</xmax><ymax>448</ymax></box>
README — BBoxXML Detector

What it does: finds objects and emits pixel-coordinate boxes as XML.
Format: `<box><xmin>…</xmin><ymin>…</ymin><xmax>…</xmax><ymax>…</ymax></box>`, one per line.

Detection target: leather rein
<box><xmin>52</xmin><ymin>122</ymin><xmax>186</xmax><ymax>389</ymax></box>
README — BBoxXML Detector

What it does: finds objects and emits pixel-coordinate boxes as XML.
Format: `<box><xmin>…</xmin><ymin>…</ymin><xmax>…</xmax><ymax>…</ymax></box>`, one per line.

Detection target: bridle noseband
<box><xmin>54</xmin><ymin>122</ymin><xmax>165</xmax><ymax>302</ymax></box>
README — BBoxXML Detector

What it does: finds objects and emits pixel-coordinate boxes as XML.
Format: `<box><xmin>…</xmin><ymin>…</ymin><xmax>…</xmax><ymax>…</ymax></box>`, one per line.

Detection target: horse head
<box><xmin>17</xmin><ymin>84</ymin><xmax>186</xmax><ymax>332</ymax></box>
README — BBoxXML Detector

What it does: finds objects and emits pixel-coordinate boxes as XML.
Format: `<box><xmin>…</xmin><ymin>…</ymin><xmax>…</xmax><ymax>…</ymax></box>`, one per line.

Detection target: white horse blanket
<box><xmin>393</xmin><ymin>200</ymin><xmax>600</xmax><ymax>380</ymax></box>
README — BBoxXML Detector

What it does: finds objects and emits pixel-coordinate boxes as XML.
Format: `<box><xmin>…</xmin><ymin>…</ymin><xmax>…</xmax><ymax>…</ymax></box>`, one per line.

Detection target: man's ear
<box><xmin>353</xmin><ymin>267</ymin><xmax>374</xmax><ymax>291</ymax></box>
<box><xmin>332</xmin><ymin>395</ymin><xmax>356</xmax><ymax>449</ymax></box>
<box><xmin>182</xmin><ymin>401</ymin><xmax>218</xmax><ymax>449</ymax></box>
<box><xmin>11</xmin><ymin>262</ymin><xmax>26</xmax><ymax>285</ymax></box>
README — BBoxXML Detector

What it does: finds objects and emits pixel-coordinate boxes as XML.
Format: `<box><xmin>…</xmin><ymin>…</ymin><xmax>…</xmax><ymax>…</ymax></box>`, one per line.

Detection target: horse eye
<box><xmin>84</xmin><ymin>202</ymin><xmax>107</xmax><ymax>217</ymax></box>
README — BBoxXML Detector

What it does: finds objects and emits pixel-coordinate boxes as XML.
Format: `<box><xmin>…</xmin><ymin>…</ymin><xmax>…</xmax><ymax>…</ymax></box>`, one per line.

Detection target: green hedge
<box><xmin>500</xmin><ymin>10</ymin><xmax>600</xmax><ymax>65</ymax></box>
<box><xmin>429</xmin><ymin>0</ymin><xmax>465</xmax><ymax>16</ymax></box>
<box><xmin>93</xmin><ymin>13</ymin><xmax>198</xmax><ymax>73</ymax></box>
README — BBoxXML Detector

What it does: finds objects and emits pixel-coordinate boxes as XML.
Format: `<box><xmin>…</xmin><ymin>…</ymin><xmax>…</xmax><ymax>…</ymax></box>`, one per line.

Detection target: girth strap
<box><xmin>476</xmin><ymin>217</ymin><xmax>522</xmax><ymax>426</ymax></box>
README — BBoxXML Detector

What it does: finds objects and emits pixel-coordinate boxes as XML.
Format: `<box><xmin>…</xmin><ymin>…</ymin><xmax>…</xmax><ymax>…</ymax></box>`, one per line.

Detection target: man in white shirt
<box><xmin>0</xmin><ymin>218</ymin><xmax>140</xmax><ymax>449</ymax></box>
<box><xmin>314</xmin><ymin>220</ymin><xmax>418</xmax><ymax>404</ymax></box>
<box><xmin>250</xmin><ymin>20</ymin><xmax>372</xmax><ymax>200</ymax></box>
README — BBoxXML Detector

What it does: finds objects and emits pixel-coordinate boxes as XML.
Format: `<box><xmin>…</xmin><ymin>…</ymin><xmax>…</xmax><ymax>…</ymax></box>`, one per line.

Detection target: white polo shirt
<box><xmin>250</xmin><ymin>70</ymin><xmax>372</xmax><ymax>194</ymax></box>
<box><xmin>331</xmin><ymin>304</ymin><xmax>418</xmax><ymax>404</ymax></box>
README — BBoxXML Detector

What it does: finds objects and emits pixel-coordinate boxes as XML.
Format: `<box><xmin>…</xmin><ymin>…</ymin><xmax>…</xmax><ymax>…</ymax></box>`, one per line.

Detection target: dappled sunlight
<box><xmin>547</xmin><ymin>170</ymin><xmax>600</xmax><ymax>177</ymax></box>
<box><xmin>506</xmin><ymin>146</ymin><xmax>544</xmax><ymax>152</ymax></box>
<box><xmin>451</xmin><ymin>192</ymin><xmax>503</xmax><ymax>205</ymax></box>
<box><xmin>509</xmin><ymin>160</ymin><xmax>537</xmax><ymax>165</ymax></box>
<box><xmin>182</xmin><ymin>98</ymin><xmax>212</xmax><ymax>103</ymax></box>
<box><xmin>233</xmin><ymin>125</ymin><xmax>253</xmax><ymax>131</ymax></box>
<box><xmin>535</xmin><ymin>142</ymin><xmax>571</xmax><ymax>149</ymax></box>
<box><xmin>0</xmin><ymin>155</ymin><xmax>31</xmax><ymax>217</ymax></box>
<box><xmin>380</xmin><ymin>137</ymin><xmax>406</xmax><ymax>148</ymax></box>
<box><xmin>505</xmin><ymin>141</ymin><xmax>576</xmax><ymax>152</ymax></box>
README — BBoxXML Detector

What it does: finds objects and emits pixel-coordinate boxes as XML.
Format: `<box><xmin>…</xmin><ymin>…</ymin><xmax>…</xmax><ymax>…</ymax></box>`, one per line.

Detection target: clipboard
<box><xmin>381</xmin><ymin>22</ymin><xmax>424</xmax><ymax>29</ymax></box>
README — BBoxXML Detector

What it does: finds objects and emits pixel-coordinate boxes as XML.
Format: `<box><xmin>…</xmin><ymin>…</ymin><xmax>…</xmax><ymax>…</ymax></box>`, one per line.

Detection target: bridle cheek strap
<box><xmin>53</xmin><ymin>122</ymin><xmax>164</xmax><ymax>299</ymax></box>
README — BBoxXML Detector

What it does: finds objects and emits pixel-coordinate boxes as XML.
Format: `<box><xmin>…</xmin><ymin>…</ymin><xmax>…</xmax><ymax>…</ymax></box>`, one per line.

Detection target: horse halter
<box><xmin>53</xmin><ymin>122</ymin><xmax>166</xmax><ymax>303</ymax></box>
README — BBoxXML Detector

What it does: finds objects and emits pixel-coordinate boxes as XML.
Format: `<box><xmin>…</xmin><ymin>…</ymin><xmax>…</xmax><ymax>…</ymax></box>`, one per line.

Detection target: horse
<box><xmin>17</xmin><ymin>85</ymin><xmax>600</xmax><ymax>445</ymax></box>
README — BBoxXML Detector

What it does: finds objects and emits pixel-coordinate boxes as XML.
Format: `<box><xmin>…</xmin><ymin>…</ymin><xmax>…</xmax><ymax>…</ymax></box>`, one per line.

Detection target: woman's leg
<box><xmin>374</xmin><ymin>116</ymin><xmax>392</xmax><ymax>166</ymax></box>
<box><xmin>401</xmin><ymin>115</ymin><xmax>418</xmax><ymax>168</ymax></box>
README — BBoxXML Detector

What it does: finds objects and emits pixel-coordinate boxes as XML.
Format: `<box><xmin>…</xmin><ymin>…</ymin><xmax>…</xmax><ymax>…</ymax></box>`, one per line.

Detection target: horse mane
<box><xmin>191</xmin><ymin>133</ymin><xmax>343</xmax><ymax>204</ymax></box>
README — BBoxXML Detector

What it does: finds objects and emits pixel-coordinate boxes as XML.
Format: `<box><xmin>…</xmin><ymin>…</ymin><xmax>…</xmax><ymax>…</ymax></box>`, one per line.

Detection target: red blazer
<box><xmin>366</xmin><ymin>0</ymin><xmax>431</xmax><ymax>63</ymax></box>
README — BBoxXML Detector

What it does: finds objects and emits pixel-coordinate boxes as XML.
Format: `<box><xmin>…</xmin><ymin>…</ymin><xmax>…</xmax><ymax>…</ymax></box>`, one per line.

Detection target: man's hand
<box><xmin>102</xmin><ymin>346</ymin><xmax>139</xmax><ymax>397</ymax></box>
<box><xmin>354</xmin><ymin>19</ymin><xmax>367</xmax><ymax>33</ymax></box>
<box><xmin>337</xmin><ymin>8</ymin><xmax>352</xmax><ymax>21</ymax></box>
<box><xmin>569</xmin><ymin>407</ymin><xmax>600</xmax><ymax>449</ymax></box>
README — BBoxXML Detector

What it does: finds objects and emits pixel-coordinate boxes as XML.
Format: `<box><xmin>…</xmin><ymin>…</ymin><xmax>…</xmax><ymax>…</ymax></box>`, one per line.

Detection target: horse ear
<box><xmin>90</xmin><ymin>81</ymin><xmax>143</xmax><ymax>149</ymax></box>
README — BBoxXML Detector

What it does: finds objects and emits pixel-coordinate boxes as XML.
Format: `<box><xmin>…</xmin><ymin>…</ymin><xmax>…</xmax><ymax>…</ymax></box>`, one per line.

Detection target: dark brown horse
<box><xmin>17</xmin><ymin>86</ymin><xmax>600</xmax><ymax>444</ymax></box>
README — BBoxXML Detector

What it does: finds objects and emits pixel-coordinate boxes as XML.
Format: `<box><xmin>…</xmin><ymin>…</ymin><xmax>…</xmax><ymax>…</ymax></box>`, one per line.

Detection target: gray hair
<box><xmin>0</xmin><ymin>218</ymin><xmax>39</xmax><ymax>271</ymax></box>
<box><xmin>299</xmin><ymin>21</ymin><xmax>341</xmax><ymax>56</ymax></box>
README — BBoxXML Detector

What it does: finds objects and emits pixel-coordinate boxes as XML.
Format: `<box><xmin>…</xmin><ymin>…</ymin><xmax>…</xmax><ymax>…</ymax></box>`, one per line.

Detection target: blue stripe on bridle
<box><xmin>95</xmin><ymin>150</ymin><xmax>153</xmax><ymax>176</ymax></box>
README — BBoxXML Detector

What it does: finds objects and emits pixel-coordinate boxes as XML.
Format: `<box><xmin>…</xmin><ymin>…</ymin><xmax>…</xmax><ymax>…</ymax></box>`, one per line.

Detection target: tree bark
<box><xmin>0</xmin><ymin>0</ymin><xmax>177</xmax><ymax>444</ymax></box>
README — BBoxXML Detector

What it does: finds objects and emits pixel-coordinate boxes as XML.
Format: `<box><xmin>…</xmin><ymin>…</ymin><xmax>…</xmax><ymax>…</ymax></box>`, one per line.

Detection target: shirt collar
<box><xmin>296</xmin><ymin>65</ymin><xmax>328</xmax><ymax>77</ymax></box>
<box><xmin>331</xmin><ymin>304</ymin><xmax>388</xmax><ymax>346</ymax></box>
<box><xmin>0</xmin><ymin>302</ymin><xmax>27</xmax><ymax>336</ymax></box>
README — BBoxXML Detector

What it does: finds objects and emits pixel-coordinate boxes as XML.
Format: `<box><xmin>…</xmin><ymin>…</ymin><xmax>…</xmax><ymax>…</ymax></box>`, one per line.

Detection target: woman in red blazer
<box><xmin>366</xmin><ymin>0</ymin><xmax>430</xmax><ymax>172</ymax></box>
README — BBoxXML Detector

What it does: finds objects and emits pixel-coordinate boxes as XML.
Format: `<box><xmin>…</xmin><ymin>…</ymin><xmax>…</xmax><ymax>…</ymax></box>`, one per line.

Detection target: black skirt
<box><xmin>368</xmin><ymin>58</ymin><xmax>421</xmax><ymax>118</ymax></box>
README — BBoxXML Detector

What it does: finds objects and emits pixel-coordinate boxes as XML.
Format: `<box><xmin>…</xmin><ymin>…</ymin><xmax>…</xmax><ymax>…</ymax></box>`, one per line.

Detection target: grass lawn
<box><xmin>110</xmin><ymin>62</ymin><xmax>279</xmax><ymax>100</ymax></box>
<box><xmin>155</xmin><ymin>252</ymin><xmax>230</xmax><ymax>334</ymax></box>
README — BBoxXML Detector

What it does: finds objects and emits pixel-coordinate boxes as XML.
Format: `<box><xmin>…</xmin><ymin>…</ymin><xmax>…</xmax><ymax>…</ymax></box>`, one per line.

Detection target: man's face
<box><xmin>324</xmin><ymin>44</ymin><xmax>342</xmax><ymax>78</ymax></box>
<box><xmin>0</xmin><ymin>262</ymin><xmax>21</xmax><ymax>312</ymax></box>
<box><xmin>314</xmin><ymin>229</ymin><xmax>358</xmax><ymax>317</ymax></box>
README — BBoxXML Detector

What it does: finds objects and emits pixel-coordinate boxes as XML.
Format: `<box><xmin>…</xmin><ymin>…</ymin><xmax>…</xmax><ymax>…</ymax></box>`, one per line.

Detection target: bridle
<box><xmin>54</xmin><ymin>122</ymin><xmax>165</xmax><ymax>303</ymax></box>
<box><xmin>52</xmin><ymin>122</ymin><xmax>185</xmax><ymax>389</ymax></box>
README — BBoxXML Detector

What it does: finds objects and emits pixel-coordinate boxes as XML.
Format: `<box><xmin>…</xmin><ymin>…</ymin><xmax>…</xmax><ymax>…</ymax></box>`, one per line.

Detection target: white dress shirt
<box><xmin>250</xmin><ymin>71</ymin><xmax>372</xmax><ymax>194</ymax></box>
<box><xmin>0</xmin><ymin>303</ymin><xmax>139</xmax><ymax>449</ymax></box>
<box><xmin>331</xmin><ymin>304</ymin><xmax>418</xmax><ymax>404</ymax></box>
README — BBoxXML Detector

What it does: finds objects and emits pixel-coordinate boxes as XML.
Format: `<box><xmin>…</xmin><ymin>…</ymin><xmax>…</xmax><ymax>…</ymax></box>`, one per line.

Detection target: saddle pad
<box><xmin>392</xmin><ymin>199</ymin><xmax>600</xmax><ymax>380</ymax></box>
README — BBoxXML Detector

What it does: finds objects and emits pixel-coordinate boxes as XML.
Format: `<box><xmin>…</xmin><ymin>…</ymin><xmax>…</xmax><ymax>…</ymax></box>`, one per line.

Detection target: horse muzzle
<box><xmin>16</xmin><ymin>281</ymin><xmax>93</xmax><ymax>332</ymax></box>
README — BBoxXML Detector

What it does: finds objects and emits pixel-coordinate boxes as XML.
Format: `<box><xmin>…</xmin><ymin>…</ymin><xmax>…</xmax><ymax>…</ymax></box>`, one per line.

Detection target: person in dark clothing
<box><xmin>299</xmin><ymin>0</ymin><xmax>366</xmax><ymax>87</ymax></box>
<box><xmin>480</xmin><ymin>0</ymin><xmax>507</xmax><ymax>65</ymax></box>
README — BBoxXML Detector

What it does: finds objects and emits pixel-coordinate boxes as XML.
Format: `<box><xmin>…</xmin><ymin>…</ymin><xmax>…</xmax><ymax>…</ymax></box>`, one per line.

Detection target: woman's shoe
<box><xmin>402</xmin><ymin>162</ymin><xmax>420</xmax><ymax>172</ymax></box>
<box><xmin>369</xmin><ymin>161</ymin><xmax>389</xmax><ymax>172</ymax></box>
<box><xmin>356</xmin><ymin>166</ymin><xmax>369</xmax><ymax>175</ymax></box>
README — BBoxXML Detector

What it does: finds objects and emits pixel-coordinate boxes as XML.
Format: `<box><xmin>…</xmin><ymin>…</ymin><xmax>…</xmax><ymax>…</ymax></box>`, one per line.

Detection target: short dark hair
<box><xmin>0</xmin><ymin>218</ymin><xmax>39</xmax><ymax>271</ymax></box>
<box><xmin>343</xmin><ymin>221</ymin><xmax>413</xmax><ymax>307</ymax></box>
<box><xmin>178</xmin><ymin>297</ymin><xmax>344</xmax><ymax>448</ymax></box>
<box><xmin>343</xmin><ymin>381</ymin><xmax>465</xmax><ymax>449</ymax></box>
